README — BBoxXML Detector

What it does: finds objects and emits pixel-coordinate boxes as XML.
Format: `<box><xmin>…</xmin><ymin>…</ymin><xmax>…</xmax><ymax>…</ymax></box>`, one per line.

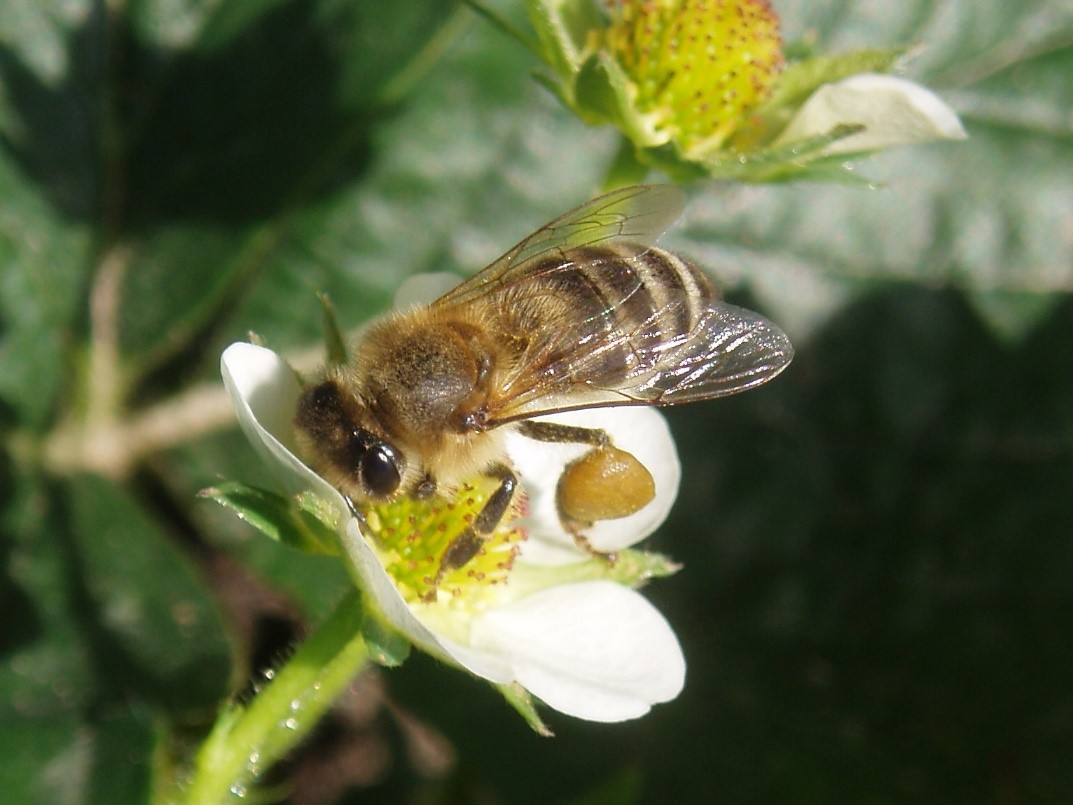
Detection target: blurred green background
<box><xmin>2</xmin><ymin>0</ymin><xmax>1072</xmax><ymax>801</ymax></box>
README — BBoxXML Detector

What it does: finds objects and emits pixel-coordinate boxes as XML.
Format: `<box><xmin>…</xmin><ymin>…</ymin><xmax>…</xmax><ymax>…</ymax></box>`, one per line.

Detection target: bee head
<box><xmin>295</xmin><ymin>378</ymin><xmax>405</xmax><ymax>500</ymax></box>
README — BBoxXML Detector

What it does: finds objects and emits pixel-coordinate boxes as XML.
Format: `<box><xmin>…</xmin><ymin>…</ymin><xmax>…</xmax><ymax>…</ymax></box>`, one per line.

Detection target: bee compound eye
<box><xmin>361</xmin><ymin>442</ymin><xmax>402</xmax><ymax>497</ymax></box>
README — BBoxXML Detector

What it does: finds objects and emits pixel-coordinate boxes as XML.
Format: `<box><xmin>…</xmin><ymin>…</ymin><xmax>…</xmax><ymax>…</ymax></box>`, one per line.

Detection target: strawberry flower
<box><xmin>508</xmin><ymin>0</ymin><xmax>966</xmax><ymax>183</ymax></box>
<box><xmin>220</xmin><ymin>341</ymin><xmax>686</xmax><ymax>724</ymax></box>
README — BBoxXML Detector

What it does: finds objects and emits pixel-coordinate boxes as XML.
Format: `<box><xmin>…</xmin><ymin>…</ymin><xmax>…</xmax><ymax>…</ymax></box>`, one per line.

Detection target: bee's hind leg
<box><xmin>427</xmin><ymin>463</ymin><xmax>517</xmax><ymax>599</ymax></box>
<box><xmin>516</xmin><ymin>420</ymin><xmax>655</xmax><ymax>556</ymax></box>
<box><xmin>515</xmin><ymin>420</ymin><xmax>610</xmax><ymax>449</ymax></box>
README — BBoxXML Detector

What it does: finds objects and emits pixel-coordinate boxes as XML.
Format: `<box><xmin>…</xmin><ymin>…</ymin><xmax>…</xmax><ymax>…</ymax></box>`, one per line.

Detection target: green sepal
<box><xmin>317</xmin><ymin>292</ymin><xmax>349</xmax><ymax>367</ymax></box>
<box><xmin>525</xmin><ymin>0</ymin><xmax>604</xmax><ymax>76</ymax></box>
<box><xmin>360</xmin><ymin>605</ymin><xmax>412</xmax><ymax>668</ymax></box>
<box><xmin>575</xmin><ymin>52</ymin><xmax>666</xmax><ymax>148</ymax></box>
<box><xmin>606</xmin><ymin>549</ymin><xmax>681</xmax><ymax>587</ymax></box>
<box><xmin>200</xmin><ymin>481</ymin><xmax>339</xmax><ymax>555</ymax></box>
<box><xmin>488</xmin><ymin>2</ymin><xmax>911</xmax><ymax>186</ymax></box>
<box><xmin>508</xmin><ymin>548</ymin><xmax>680</xmax><ymax>598</ymax></box>
<box><xmin>461</xmin><ymin>0</ymin><xmax>544</xmax><ymax>59</ymax></box>
<box><xmin>498</xmin><ymin>682</ymin><xmax>554</xmax><ymax>737</ymax></box>
<box><xmin>532</xmin><ymin>68</ymin><xmax>575</xmax><ymax>108</ymax></box>
<box><xmin>763</xmin><ymin>46</ymin><xmax>905</xmax><ymax>114</ymax></box>
<box><xmin>572</xmin><ymin>47</ymin><xmax>895</xmax><ymax>183</ymax></box>
<box><xmin>749</xmin><ymin>47</ymin><xmax>906</xmax><ymax>142</ymax></box>
<box><xmin>635</xmin><ymin>123</ymin><xmax>870</xmax><ymax>184</ymax></box>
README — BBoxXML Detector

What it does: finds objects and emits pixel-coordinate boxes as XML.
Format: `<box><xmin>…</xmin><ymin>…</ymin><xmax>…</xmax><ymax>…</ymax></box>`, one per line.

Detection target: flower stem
<box><xmin>601</xmin><ymin>136</ymin><xmax>651</xmax><ymax>191</ymax></box>
<box><xmin>181</xmin><ymin>591</ymin><xmax>369</xmax><ymax>803</ymax></box>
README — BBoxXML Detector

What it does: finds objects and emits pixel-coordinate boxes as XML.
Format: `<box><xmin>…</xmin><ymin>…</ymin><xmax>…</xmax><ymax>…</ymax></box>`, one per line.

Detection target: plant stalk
<box><xmin>179</xmin><ymin>591</ymin><xmax>369</xmax><ymax>803</ymax></box>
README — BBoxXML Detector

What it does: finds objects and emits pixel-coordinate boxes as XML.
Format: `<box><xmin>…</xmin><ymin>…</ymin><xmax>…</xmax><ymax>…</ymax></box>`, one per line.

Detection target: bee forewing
<box><xmin>512</xmin><ymin>184</ymin><xmax>687</xmax><ymax>265</ymax></box>
<box><xmin>626</xmin><ymin>299</ymin><xmax>795</xmax><ymax>404</ymax></box>
<box><xmin>493</xmin><ymin>297</ymin><xmax>794</xmax><ymax>422</ymax></box>
<box><xmin>435</xmin><ymin>184</ymin><xmax>686</xmax><ymax>308</ymax></box>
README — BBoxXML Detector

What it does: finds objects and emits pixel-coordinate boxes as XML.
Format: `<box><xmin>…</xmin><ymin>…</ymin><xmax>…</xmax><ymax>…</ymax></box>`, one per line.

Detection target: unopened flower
<box><xmin>221</xmin><ymin>342</ymin><xmax>685</xmax><ymax>724</ymax></box>
<box><xmin>513</xmin><ymin>0</ymin><xmax>966</xmax><ymax>182</ymax></box>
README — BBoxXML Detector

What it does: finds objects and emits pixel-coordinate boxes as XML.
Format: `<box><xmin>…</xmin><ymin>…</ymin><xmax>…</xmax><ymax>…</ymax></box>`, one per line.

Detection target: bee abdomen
<box><xmin>529</xmin><ymin>244</ymin><xmax>712</xmax><ymax>383</ymax></box>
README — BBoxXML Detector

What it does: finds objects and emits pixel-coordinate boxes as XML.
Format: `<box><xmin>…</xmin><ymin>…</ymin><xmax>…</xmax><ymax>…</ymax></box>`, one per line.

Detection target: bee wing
<box><xmin>617</xmin><ymin>298</ymin><xmax>794</xmax><ymax>404</ymax></box>
<box><xmin>491</xmin><ymin>288</ymin><xmax>794</xmax><ymax>423</ymax></box>
<box><xmin>434</xmin><ymin>184</ymin><xmax>686</xmax><ymax>307</ymax></box>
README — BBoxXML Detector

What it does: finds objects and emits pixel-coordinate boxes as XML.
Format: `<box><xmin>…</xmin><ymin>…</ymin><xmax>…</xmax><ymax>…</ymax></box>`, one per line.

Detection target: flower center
<box><xmin>600</xmin><ymin>0</ymin><xmax>784</xmax><ymax>156</ymax></box>
<box><xmin>361</xmin><ymin>478</ymin><xmax>527</xmax><ymax>607</ymax></box>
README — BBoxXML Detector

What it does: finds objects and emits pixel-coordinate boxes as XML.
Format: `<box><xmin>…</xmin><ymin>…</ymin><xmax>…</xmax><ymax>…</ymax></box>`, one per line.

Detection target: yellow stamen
<box><xmin>361</xmin><ymin>478</ymin><xmax>527</xmax><ymax>608</ymax></box>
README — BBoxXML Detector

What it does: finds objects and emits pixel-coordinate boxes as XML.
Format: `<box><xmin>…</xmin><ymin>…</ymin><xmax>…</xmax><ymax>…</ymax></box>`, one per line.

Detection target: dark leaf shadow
<box><xmin>0</xmin><ymin>0</ymin><xmax>449</xmax><ymax>229</ymax></box>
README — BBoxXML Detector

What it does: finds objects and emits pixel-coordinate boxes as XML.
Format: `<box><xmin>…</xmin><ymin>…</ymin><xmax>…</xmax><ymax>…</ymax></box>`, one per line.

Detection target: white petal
<box><xmin>774</xmin><ymin>73</ymin><xmax>967</xmax><ymax>155</ymax></box>
<box><xmin>341</xmin><ymin>520</ymin><xmax>515</xmax><ymax>684</ymax></box>
<box><xmin>470</xmin><ymin>581</ymin><xmax>685</xmax><ymax>722</ymax></box>
<box><xmin>221</xmin><ymin>343</ymin><xmax>513</xmax><ymax>682</ymax></box>
<box><xmin>221</xmin><ymin>343</ymin><xmax>333</xmax><ymax>502</ymax></box>
<box><xmin>505</xmin><ymin>407</ymin><xmax>681</xmax><ymax>563</ymax></box>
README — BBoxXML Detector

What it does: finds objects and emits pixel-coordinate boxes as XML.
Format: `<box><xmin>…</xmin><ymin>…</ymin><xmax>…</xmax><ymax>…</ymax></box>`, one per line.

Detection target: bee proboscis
<box><xmin>295</xmin><ymin>185</ymin><xmax>793</xmax><ymax>584</ymax></box>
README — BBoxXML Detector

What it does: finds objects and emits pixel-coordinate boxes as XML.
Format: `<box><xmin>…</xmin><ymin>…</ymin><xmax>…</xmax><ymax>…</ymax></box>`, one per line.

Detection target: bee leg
<box><xmin>516</xmin><ymin>421</ymin><xmax>655</xmax><ymax>557</ymax></box>
<box><xmin>426</xmin><ymin>464</ymin><xmax>517</xmax><ymax>599</ymax></box>
<box><xmin>413</xmin><ymin>472</ymin><xmax>437</xmax><ymax>500</ymax></box>
<box><xmin>516</xmin><ymin>420</ymin><xmax>610</xmax><ymax>449</ymax></box>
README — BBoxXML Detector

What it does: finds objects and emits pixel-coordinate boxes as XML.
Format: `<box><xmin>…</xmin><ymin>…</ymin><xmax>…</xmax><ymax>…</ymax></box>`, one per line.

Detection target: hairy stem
<box><xmin>180</xmin><ymin>591</ymin><xmax>369</xmax><ymax>803</ymax></box>
<box><xmin>85</xmin><ymin>244</ymin><xmax>130</xmax><ymax>427</ymax></box>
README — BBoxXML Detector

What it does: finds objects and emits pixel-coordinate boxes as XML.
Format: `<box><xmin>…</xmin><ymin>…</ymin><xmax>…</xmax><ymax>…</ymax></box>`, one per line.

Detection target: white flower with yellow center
<box><xmin>221</xmin><ymin>341</ymin><xmax>686</xmax><ymax>723</ymax></box>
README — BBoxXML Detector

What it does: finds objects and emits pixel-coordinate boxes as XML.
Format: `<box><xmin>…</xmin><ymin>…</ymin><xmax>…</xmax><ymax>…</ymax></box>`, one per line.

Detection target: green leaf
<box><xmin>127</xmin><ymin>0</ymin><xmax>297</xmax><ymax>51</ymax></box>
<box><xmin>169</xmin><ymin>430</ymin><xmax>354</xmax><ymax>622</ymax></box>
<box><xmin>0</xmin><ymin>716</ymin><xmax>88</xmax><ymax>805</ymax></box>
<box><xmin>200</xmin><ymin>480</ymin><xmax>339</xmax><ymax>555</ymax></box>
<box><xmin>65</xmin><ymin>474</ymin><xmax>233</xmax><ymax>714</ymax></box>
<box><xmin>966</xmin><ymin>289</ymin><xmax>1062</xmax><ymax>345</ymax></box>
<box><xmin>0</xmin><ymin>469</ymin><xmax>196</xmax><ymax>803</ymax></box>
<box><xmin>85</xmin><ymin>705</ymin><xmax>154</xmax><ymax>805</ymax></box>
<box><xmin>646</xmin><ymin>286</ymin><xmax>1073</xmax><ymax>802</ymax></box>
<box><xmin>0</xmin><ymin>109</ymin><xmax>92</xmax><ymax>430</ymax></box>
<box><xmin>113</xmin><ymin>0</ymin><xmax>456</xmax><ymax>375</ymax></box>
<box><xmin>218</xmin><ymin>9</ymin><xmax>616</xmax><ymax>355</ymax></box>
<box><xmin>0</xmin><ymin>704</ymin><xmax>156</xmax><ymax>805</ymax></box>
<box><xmin>0</xmin><ymin>469</ymin><xmax>96</xmax><ymax>724</ymax></box>
<box><xmin>568</xmin><ymin>768</ymin><xmax>644</xmax><ymax>805</ymax></box>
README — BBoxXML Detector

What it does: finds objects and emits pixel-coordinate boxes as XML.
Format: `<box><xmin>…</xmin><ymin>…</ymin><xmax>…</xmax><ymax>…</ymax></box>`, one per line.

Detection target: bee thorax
<box><xmin>359</xmin><ymin>319</ymin><xmax>493</xmax><ymax>440</ymax></box>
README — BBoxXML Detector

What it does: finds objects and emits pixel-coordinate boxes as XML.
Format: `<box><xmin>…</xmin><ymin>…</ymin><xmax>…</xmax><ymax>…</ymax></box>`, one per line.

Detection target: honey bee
<box><xmin>295</xmin><ymin>185</ymin><xmax>793</xmax><ymax>578</ymax></box>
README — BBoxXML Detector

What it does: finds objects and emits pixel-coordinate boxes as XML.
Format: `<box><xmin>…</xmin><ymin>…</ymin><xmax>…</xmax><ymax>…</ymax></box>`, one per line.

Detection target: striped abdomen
<box><xmin>483</xmin><ymin>242</ymin><xmax>715</xmax><ymax>403</ymax></box>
